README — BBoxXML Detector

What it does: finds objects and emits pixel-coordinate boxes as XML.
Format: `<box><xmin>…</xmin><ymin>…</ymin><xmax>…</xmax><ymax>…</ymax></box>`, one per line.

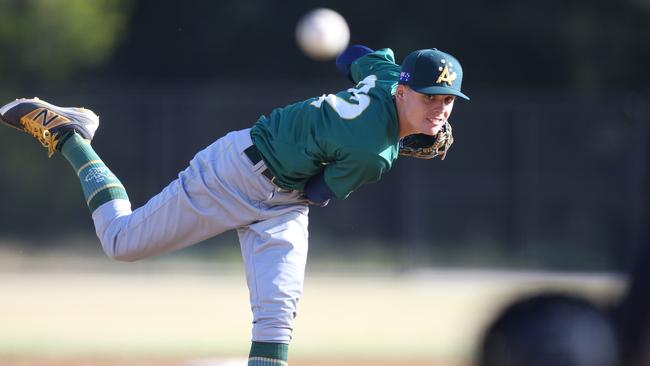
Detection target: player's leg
<box><xmin>237</xmin><ymin>204</ymin><xmax>309</xmax><ymax>366</ymax></box>
<box><xmin>92</xmin><ymin>128</ymin><xmax>272</xmax><ymax>260</ymax></box>
<box><xmin>0</xmin><ymin>97</ymin><xmax>129</xmax><ymax>211</ymax></box>
<box><xmin>0</xmin><ymin>98</ymin><xmax>266</xmax><ymax>260</ymax></box>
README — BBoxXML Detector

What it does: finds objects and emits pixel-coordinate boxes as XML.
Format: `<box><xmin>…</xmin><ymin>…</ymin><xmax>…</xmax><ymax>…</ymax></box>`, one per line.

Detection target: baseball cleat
<box><xmin>0</xmin><ymin>97</ymin><xmax>99</xmax><ymax>157</ymax></box>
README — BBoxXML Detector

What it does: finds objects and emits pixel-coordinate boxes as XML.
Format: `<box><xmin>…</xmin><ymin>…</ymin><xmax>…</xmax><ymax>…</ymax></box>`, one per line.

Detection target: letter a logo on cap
<box><xmin>399</xmin><ymin>49</ymin><xmax>470</xmax><ymax>100</ymax></box>
<box><xmin>436</xmin><ymin>59</ymin><xmax>457</xmax><ymax>86</ymax></box>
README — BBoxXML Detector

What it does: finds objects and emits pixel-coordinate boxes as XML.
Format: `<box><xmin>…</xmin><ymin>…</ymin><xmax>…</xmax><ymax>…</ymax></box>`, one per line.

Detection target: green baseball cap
<box><xmin>399</xmin><ymin>48</ymin><xmax>469</xmax><ymax>100</ymax></box>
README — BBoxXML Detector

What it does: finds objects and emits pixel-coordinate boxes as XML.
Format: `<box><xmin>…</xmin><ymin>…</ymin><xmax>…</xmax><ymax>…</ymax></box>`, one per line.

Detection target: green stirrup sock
<box><xmin>248</xmin><ymin>342</ymin><xmax>289</xmax><ymax>366</ymax></box>
<box><xmin>59</xmin><ymin>133</ymin><xmax>129</xmax><ymax>212</ymax></box>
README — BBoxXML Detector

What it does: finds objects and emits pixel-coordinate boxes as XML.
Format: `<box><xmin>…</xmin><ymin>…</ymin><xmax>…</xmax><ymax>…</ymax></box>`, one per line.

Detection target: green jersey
<box><xmin>250</xmin><ymin>48</ymin><xmax>401</xmax><ymax>199</ymax></box>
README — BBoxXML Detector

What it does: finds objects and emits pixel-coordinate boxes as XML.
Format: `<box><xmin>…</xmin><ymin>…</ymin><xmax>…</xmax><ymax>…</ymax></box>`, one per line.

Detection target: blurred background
<box><xmin>0</xmin><ymin>0</ymin><xmax>648</xmax><ymax>365</ymax></box>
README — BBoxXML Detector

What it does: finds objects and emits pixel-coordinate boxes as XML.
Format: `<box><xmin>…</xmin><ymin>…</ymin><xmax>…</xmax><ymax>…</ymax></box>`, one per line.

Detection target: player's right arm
<box><xmin>336</xmin><ymin>46</ymin><xmax>400</xmax><ymax>85</ymax></box>
<box><xmin>349</xmin><ymin>48</ymin><xmax>400</xmax><ymax>84</ymax></box>
<box><xmin>336</xmin><ymin>45</ymin><xmax>374</xmax><ymax>83</ymax></box>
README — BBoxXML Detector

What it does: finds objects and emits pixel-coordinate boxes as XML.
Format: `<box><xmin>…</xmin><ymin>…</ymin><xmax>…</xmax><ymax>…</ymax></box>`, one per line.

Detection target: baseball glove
<box><xmin>399</xmin><ymin>120</ymin><xmax>454</xmax><ymax>160</ymax></box>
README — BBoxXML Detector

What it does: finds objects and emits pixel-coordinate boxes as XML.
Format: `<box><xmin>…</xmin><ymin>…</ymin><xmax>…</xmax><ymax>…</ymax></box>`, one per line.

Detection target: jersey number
<box><xmin>310</xmin><ymin>75</ymin><xmax>377</xmax><ymax>119</ymax></box>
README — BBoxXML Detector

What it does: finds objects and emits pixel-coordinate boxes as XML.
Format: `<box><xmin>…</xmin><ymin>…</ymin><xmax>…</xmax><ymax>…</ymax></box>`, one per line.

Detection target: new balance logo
<box><xmin>35</xmin><ymin>108</ymin><xmax>66</xmax><ymax>127</ymax></box>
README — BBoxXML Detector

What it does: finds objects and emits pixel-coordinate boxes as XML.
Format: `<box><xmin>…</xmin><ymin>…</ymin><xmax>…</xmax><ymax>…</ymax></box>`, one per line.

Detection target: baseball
<box><xmin>295</xmin><ymin>8</ymin><xmax>350</xmax><ymax>61</ymax></box>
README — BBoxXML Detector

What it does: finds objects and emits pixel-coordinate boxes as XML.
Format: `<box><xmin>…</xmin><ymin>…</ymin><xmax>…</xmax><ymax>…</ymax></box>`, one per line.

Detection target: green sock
<box><xmin>248</xmin><ymin>342</ymin><xmax>289</xmax><ymax>366</ymax></box>
<box><xmin>59</xmin><ymin>133</ymin><xmax>129</xmax><ymax>212</ymax></box>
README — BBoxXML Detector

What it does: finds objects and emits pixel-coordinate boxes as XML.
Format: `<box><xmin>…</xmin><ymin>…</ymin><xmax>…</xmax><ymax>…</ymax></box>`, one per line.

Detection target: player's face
<box><xmin>397</xmin><ymin>85</ymin><xmax>456</xmax><ymax>137</ymax></box>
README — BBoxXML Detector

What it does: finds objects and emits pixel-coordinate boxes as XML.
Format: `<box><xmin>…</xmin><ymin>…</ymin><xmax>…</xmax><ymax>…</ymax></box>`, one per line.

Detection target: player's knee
<box><xmin>105</xmin><ymin>251</ymin><xmax>141</xmax><ymax>262</ymax></box>
<box><xmin>95</xmin><ymin>219</ymin><xmax>151</xmax><ymax>262</ymax></box>
<box><xmin>102</xmin><ymin>245</ymin><xmax>141</xmax><ymax>262</ymax></box>
<box><xmin>99</xmin><ymin>235</ymin><xmax>145</xmax><ymax>262</ymax></box>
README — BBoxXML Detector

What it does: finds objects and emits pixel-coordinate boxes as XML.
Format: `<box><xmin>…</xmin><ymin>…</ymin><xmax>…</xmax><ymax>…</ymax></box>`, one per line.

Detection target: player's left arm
<box><xmin>322</xmin><ymin>153</ymin><xmax>388</xmax><ymax>200</ymax></box>
<box><xmin>304</xmin><ymin>171</ymin><xmax>334</xmax><ymax>206</ymax></box>
<box><xmin>304</xmin><ymin>153</ymin><xmax>388</xmax><ymax>204</ymax></box>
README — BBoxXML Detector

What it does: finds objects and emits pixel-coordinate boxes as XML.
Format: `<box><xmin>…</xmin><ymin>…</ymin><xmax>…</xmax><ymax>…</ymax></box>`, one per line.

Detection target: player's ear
<box><xmin>396</xmin><ymin>85</ymin><xmax>406</xmax><ymax>100</ymax></box>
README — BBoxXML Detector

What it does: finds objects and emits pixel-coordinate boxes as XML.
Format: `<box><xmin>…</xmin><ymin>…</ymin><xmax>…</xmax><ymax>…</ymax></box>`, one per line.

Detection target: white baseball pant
<box><xmin>91</xmin><ymin>128</ymin><xmax>310</xmax><ymax>343</ymax></box>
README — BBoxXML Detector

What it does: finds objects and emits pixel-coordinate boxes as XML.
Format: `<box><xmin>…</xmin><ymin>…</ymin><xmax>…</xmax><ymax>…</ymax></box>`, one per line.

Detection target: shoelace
<box><xmin>21</xmin><ymin>116</ymin><xmax>59</xmax><ymax>157</ymax></box>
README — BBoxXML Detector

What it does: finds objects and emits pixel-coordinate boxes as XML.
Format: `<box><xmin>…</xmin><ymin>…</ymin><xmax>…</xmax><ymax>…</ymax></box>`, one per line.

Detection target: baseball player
<box><xmin>0</xmin><ymin>45</ymin><xmax>469</xmax><ymax>365</ymax></box>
